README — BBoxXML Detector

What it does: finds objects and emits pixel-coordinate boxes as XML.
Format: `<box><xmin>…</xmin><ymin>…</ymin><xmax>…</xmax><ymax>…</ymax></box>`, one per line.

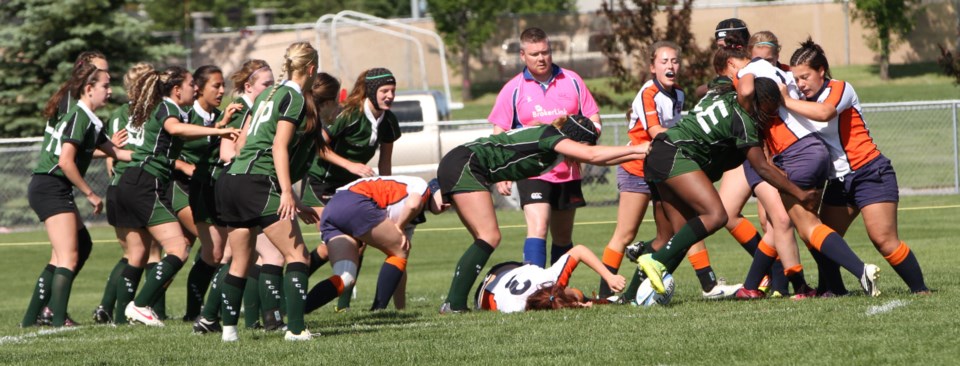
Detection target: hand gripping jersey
<box><xmin>483</xmin><ymin>254</ymin><xmax>579</xmax><ymax>313</ymax></box>
<box><xmin>808</xmin><ymin>79</ymin><xmax>880</xmax><ymax>178</ymax></box>
<box><xmin>210</xmin><ymin>96</ymin><xmax>253</xmax><ymax>179</ymax></box>
<box><xmin>336</xmin><ymin>175</ymin><xmax>429</xmax><ymax>223</ymax></box>
<box><xmin>463</xmin><ymin>124</ymin><xmax>569</xmax><ymax>183</ymax></box>
<box><xmin>663</xmin><ymin>79</ymin><xmax>762</xmax><ymax>178</ymax></box>
<box><xmin>130</xmin><ymin>98</ymin><xmax>189</xmax><ymax>182</ymax></box>
<box><xmin>33</xmin><ymin>101</ymin><xmax>108</xmax><ymax>177</ymax></box>
<box><xmin>623</xmin><ymin>79</ymin><xmax>684</xmax><ymax>176</ymax></box>
<box><xmin>488</xmin><ymin>65</ymin><xmax>600</xmax><ymax>183</ymax></box>
<box><xmin>308</xmin><ymin>103</ymin><xmax>401</xmax><ymax>188</ymax></box>
<box><xmin>737</xmin><ymin>58</ymin><xmax>818</xmax><ymax>155</ymax></box>
<box><xmin>228</xmin><ymin>80</ymin><xmax>310</xmax><ymax>177</ymax></box>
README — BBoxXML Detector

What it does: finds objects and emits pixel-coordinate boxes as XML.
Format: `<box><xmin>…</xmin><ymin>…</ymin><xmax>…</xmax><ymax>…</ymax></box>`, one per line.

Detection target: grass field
<box><xmin>0</xmin><ymin>194</ymin><xmax>958</xmax><ymax>364</ymax></box>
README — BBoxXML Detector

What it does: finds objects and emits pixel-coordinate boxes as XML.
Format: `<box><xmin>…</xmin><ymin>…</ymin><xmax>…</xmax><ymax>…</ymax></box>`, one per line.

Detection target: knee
<box><xmin>703</xmin><ymin>210</ymin><xmax>728</xmax><ymax>232</ymax></box>
<box><xmin>480</xmin><ymin>232</ymin><xmax>501</xmax><ymax>248</ymax></box>
<box><xmin>332</xmin><ymin>260</ymin><xmax>358</xmax><ymax>288</ymax></box>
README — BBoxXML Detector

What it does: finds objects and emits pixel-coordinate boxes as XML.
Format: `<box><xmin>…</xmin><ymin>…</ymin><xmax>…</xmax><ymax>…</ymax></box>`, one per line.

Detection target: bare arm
<box><xmin>566</xmin><ymin>245</ymin><xmax>625</xmax><ymax>292</ymax></box>
<box><xmin>744</xmin><ymin>145</ymin><xmax>817</xmax><ymax>210</ymax></box>
<box><xmin>553</xmin><ymin>139</ymin><xmax>647</xmax><ymax>166</ymax></box>
<box><xmin>377</xmin><ymin>143</ymin><xmax>393</xmax><ymax>176</ymax></box>
<box><xmin>782</xmin><ymin>96</ymin><xmax>836</xmax><ymax>121</ymax></box>
<box><xmin>273</xmin><ymin>121</ymin><xmax>299</xmax><ymax>221</ymax></box>
<box><xmin>96</xmin><ymin>140</ymin><xmax>132</xmax><ymax>162</ymax></box>
<box><xmin>164</xmin><ymin>117</ymin><xmax>239</xmax><ymax>140</ymax></box>
<box><xmin>174</xmin><ymin>159</ymin><xmax>195</xmax><ymax>177</ymax></box>
<box><xmin>58</xmin><ymin>143</ymin><xmax>102</xmax><ymax>214</ymax></box>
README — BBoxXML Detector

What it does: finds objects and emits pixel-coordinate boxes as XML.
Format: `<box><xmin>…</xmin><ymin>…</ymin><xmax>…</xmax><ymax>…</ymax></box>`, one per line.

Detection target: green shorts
<box><xmin>300</xmin><ymin>175</ymin><xmax>335</xmax><ymax>208</ymax></box>
<box><xmin>171</xmin><ymin>179</ymin><xmax>190</xmax><ymax>213</ymax></box>
<box><xmin>643</xmin><ymin>136</ymin><xmax>703</xmax><ymax>183</ymax></box>
<box><xmin>437</xmin><ymin>146</ymin><xmax>491</xmax><ymax>203</ymax></box>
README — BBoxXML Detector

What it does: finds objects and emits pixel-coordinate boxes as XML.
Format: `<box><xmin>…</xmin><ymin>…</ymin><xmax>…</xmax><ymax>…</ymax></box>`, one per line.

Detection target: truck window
<box><xmin>390</xmin><ymin>100</ymin><xmax>425</xmax><ymax>133</ymax></box>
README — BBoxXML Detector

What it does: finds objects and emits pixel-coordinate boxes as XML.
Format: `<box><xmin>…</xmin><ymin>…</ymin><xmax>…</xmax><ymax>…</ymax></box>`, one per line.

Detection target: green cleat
<box><xmin>637</xmin><ymin>254</ymin><xmax>668</xmax><ymax>294</ymax></box>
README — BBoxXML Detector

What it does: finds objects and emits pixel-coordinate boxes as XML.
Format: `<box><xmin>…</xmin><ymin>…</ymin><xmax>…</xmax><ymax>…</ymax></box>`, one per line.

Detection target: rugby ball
<box><xmin>633</xmin><ymin>273</ymin><xmax>675</xmax><ymax>307</ymax></box>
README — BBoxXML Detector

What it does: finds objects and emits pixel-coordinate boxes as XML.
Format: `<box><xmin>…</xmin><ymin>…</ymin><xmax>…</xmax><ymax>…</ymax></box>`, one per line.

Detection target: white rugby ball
<box><xmin>634</xmin><ymin>273</ymin><xmax>675</xmax><ymax>307</ymax></box>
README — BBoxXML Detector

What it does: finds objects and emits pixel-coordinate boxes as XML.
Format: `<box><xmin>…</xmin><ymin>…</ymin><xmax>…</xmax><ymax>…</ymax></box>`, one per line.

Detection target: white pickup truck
<box><xmin>369</xmin><ymin>90</ymin><xmax>491</xmax><ymax>177</ymax></box>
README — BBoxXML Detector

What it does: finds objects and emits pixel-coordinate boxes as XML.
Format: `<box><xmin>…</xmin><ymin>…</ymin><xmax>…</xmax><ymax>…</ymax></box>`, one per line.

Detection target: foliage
<box><xmin>0</xmin><ymin>0</ymin><xmax>184</xmax><ymax>137</ymax></box>
<box><xmin>597</xmin><ymin>0</ymin><xmax>712</xmax><ymax>110</ymax></box>
<box><xmin>937</xmin><ymin>44</ymin><xmax>960</xmax><ymax>86</ymax></box>
<box><xmin>849</xmin><ymin>0</ymin><xmax>921</xmax><ymax>80</ymax></box>
<box><xmin>143</xmin><ymin>0</ymin><xmax>413</xmax><ymax>31</ymax></box>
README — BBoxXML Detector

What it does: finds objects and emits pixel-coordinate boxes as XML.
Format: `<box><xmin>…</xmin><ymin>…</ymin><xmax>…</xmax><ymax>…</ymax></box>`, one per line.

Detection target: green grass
<box><xmin>449</xmin><ymin>62</ymin><xmax>959</xmax><ymax>120</ymax></box>
<box><xmin>0</xmin><ymin>195</ymin><xmax>958</xmax><ymax>364</ymax></box>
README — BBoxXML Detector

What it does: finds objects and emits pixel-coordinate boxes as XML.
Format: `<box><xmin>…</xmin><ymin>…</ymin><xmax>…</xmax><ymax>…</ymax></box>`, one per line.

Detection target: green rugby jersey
<box><xmin>182</xmin><ymin>100</ymin><xmax>223</xmax><ymax>174</ymax></box>
<box><xmin>464</xmin><ymin>125</ymin><xmax>568</xmax><ymax>183</ymax></box>
<box><xmin>228</xmin><ymin>81</ymin><xmax>308</xmax><ymax>177</ymax></box>
<box><xmin>33</xmin><ymin>101</ymin><xmax>108</xmax><ymax>177</ymax></box>
<box><xmin>210</xmin><ymin>96</ymin><xmax>253</xmax><ymax>179</ymax></box>
<box><xmin>664</xmin><ymin>78</ymin><xmax>761</xmax><ymax>175</ymax></box>
<box><xmin>130</xmin><ymin>98</ymin><xmax>188</xmax><ymax>182</ymax></box>
<box><xmin>307</xmin><ymin>106</ymin><xmax>401</xmax><ymax>188</ymax></box>
<box><xmin>107</xmin><ymin>104</ymin><xmax>139</xmax><ymax>185</ymax></box>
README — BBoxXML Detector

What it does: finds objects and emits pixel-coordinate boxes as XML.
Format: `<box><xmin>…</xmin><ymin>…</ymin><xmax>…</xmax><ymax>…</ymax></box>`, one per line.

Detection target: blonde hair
<box><xmin>129</xmin><ymin>66</ymin><xmax>190</xmax><ymax>128</ymax></box>
<box><xmin>229</xmin><ymin>59</ymin><xmax>271</xmax><ymax>94</ymax></box>
<box><xmin>748</xmin><ymin>31</ymin><xmax>781</xmax><ymax>56</ymax></box>
<box><xmin>259</xmin><ymin>42</ymin><xmax>318</xmax><ymax>130</ymax></box>
<box><xmin>123</xmin><ymin>62</ymin><xmax>155</xmax><ymax>102</ymax></box>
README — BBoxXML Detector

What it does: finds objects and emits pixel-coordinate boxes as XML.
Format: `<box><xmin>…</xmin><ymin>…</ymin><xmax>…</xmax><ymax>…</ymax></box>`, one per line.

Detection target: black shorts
<box><xmin>215</xmin><ymin>174</ymin><xmax>281</xmax><ymax>229</ymax></box>
<box><xmin>516</xmin><ymin>179</ymin><xmax>586</xmax><ymax>210</ymax></box>
<box><xmin>189</xmin><ymin>173</ymin><xmax>222</xmax><ymax>226</ymax></box>
<box><xmin>106</xmin><ymin>185</ymin><xmax>119</xmax><ymax>226</ymax></box>
<box><xmin>28</xmin><ymin>174</ymin><xmax>77</xmax><ymax>222</ymax></box>
<box><xmin>114</xmin><ymin>167</ymin><xmax>178</xmax><ymax>228</ymax></box>
<box><xmin>300</xmin><ymin>175</ymin><xmax>336</xmax><ymax>208</ymax></box>
<box><xmin>437</xmin><ymin>146</ymin><xmax>492</xmax><ymax>204</ymax></box>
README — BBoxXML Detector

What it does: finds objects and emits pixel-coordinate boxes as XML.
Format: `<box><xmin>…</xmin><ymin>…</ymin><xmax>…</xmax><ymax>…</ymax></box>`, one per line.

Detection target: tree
<box><xmin>937</xmin><ymin>44</ymin><xmax>960</xmax><ymax>86</ymax></box>
<box><xmin>428</xmin><ymin>0</ymin><xmax>575</xmax><ymax>101</ymax></box>
<box><xmin>597</xmin><ymin>0</ymin><xmax>712</xmax><ymax>110</ymax></box>
<box><xmin>0</xmin><ymin>0</ymin><xmax>184</xmax><ymax>137</ymax></box>
<box><xmin>850</xmin><ymin>0</ymin><xmax>920</xmax><ymax>80</ymax></box>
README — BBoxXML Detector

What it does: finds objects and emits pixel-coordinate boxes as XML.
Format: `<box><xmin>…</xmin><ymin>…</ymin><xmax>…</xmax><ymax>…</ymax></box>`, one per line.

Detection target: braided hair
<box><xmin>790</xmin><ymin>37</ymin><xmax>832</xmax><ymax>79</ymax></box>
<box><xmin>43</xmin><ymin>62</ymin><xmax>105</xmax><ymax>119</ymax></box>
<box><xmin>123</xmin><ymin>63</ymin><xmax>155</xmax><ymax>103</ymax></box>
<box><xmin>746</xmin><ymin>77</ymin><xmax>784</xmax><ymax>131</ymax></box>
<box><xmin>129</xmin><ymin>66</ymin><xmax>190</xmax><ymax>128</ymax></box>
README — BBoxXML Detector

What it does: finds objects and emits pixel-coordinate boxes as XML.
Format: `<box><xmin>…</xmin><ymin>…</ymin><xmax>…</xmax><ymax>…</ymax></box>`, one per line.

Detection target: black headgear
<box><xmin>715</xmin><ymin>18</ymin><xmax>749</xmax><ymax>43</ymax></box>
<box><xmin>365</xmin><ymin>68</ymin><xmax>396</xmax><ymax>110</ymax></box>
<box><xmin>559</xmin><ymin>115</ymin><xmax>599</xmax><ymax>146</ymax></box>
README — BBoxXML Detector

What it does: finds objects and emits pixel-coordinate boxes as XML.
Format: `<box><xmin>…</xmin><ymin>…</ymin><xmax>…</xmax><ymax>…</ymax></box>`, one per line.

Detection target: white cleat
<box><xmin>702</xmin><ymin>279</ymin><xmax>743</xmax><ymax>300</ymax></box>
<box><xmin>222</xmin><ymin>325</ymin><xmax>239</xmax><ymax>342</ymax></box>
<box><xmin>860</xmin><ymin>264</ymin><xmax>881</xmax><ymax>297</ymax></box>
<box><xmin>124</xmin><ymin>303</ymin><xmax>164</xmax><ymax>327</ymax></box>
<box><xmin>284</xmin><ymin>329</ymin><xmax>313</xmax><ymax>341</ymax></box>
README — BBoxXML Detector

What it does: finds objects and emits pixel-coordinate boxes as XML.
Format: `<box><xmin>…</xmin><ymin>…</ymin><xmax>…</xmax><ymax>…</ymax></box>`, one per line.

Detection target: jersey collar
<box><xmin>241</xmin><ymin>94</ymin><xmax>254</xmax><ymax>108</ymax></box>
<box><xmin>652</xmin><ymin>77</ymin><xmax>680</xmax><ymax>103</ymax></box>
<box><xmin>809</xmin><ymin>78</ymin><xmax>831</xmax><ymax>101</ymax></box>
<box><xmin>76</xmin><ymin>100</ymin><xmax>103</xmax><ymax>132</ymax></box>
<box><xmin>522</xmin><ymin>64</ymin><xmax>563</xmax><ymax>90</ymax></box>
<box><xmin>280</xmin><ymin>79</ymin><xmax>302</xmax><ymax>95</ymax></box>
<box><xmin>192</xmin><ymin>100</ymin><xmax>215</xmax><ymax>126</ymax></box>
<box><xmin>162</xmin><ymin>97</ymin><xmax>188</xmax><ymax>119</ymax></box>
<box><xmin>363</xmin><ymin>101</ymin><xmax>384</xmax><ymax>146</ymax></box>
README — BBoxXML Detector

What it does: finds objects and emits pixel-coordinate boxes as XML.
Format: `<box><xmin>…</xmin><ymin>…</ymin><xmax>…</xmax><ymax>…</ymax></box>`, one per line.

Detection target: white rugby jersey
<box><xmin>337</xmin><ymin>175</ymin><xmax>429</xmax><ymax>223</ymax></box>
<box><xmin>738</xmin><ymin>58</ymin><xmax>819</xmax><ymax>154</ymax></box>
<box><xmin>485</xmin><ymin>254</ymin><xmax>578</xmax><ymax>313</ymax></box>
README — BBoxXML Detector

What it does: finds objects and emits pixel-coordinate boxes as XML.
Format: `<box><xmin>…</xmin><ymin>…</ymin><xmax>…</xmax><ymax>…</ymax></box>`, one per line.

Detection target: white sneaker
<box><xmin>124</xmin><ymin>302</ymin><xmax>164</xmax><ymax>327</ymax></box>
<box><xmin>702</xmin><ymin>279</ymin><xmax>743</xmax><ymax>300</ymax></box>
<box><xmin>284</xmin><ymin>329</ymin><xmax>313</xmax><ymax>341</ymax></box>
<box><xmin>222</xmin><ymin>325</ymin><xmax>239</xmax><ymax>342</ymax></box>
<box><xmin>860</xmin><ymin>264</ymin><xmax>881</xmax><ymax>297</ymax></box>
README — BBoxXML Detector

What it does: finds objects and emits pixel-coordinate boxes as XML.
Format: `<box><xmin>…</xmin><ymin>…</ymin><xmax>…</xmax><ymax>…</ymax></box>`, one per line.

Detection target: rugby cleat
<box><xmin>284</xmin><ymin>329</ymin><xmax>313</xmax><ymax>341</ymax></box>
<box><xmin>438</xmin><ymin>302</ymin><xmax>469</xmax><ymax>314</ymax></box>
<box><xmin>636</xmin><ymin>254</ymin><xmax>668</xmax><ymax>294</ymax></box>
<box><xmin>40</xmin><ymin>307</ymin><xmax>78</xmax><ymax>327</ymax></box>
<box><xmin>860</xmin><ymin>264</ymin><xmax>881</xmax><ymax>297</ymax></box>
<box><xmin>758</xmin><ymin>275</ymin><xmax>771</xmax><ymax>294</ymax></box>
<box><xmin>735</xmin><ymin>288</ymin><xmax>765</xmax><ymax>300</ymax></box>
<box><xmin>92</xmin><ymin>305</ymin><xmax>112</xmax><ymax>324</ymax></box>
<box><xmin>193</xmin><ymin>316</ymin><xmax>223</xmax><ymax>334</ymax></box>
<box><xmin>790</xmin><ymin>284</ymin><xmax>818</xmax><ymax>300</ymax></box>
<box><xmin>222</xmin><ymin>325</ymin><xmax>239</xmax><ymax>342</ymax></box>
<box><xmin>624</xmin><ymin>241</ymin><xmax>647</xmax><ymax>263</ymax></box>
<box><xmin>702</xmin><ymin>279</ymin><xmax>743</xmax><ymax>299</ymax></box>
<box><xmin>125</xmin><ymin>302</ymin><xmax>164</xmax><ymax>327</ymax></box>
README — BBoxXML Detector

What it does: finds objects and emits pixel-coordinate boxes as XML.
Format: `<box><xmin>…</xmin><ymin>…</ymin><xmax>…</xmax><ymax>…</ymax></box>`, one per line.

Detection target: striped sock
<box><xmin>784</xmin><ymin>264</ymin><xmax>808</xmax><ymax>292</ymax></box>
<box><xmin>598</xmin><ymin>248</ymin><xmax>624</xmax><ymax>298</ymax></box>
<box><xmin>688</xmin><ymin>249</ymin><xmax>717</xmax><ymax>292</ymax></box>
<box><xmin>728</xmin><ymin>219</ymin><xmax>761</xmax><ymax>256</ymax></box>
<box><xmin>810</xmin><ymin>224</ymin><xmax>865</xmax><ymax>278</ymax></box>
<box><xmin>884</xmin><ymin>242</ymin><xmax>929</xmax><ymax>293</ymax></box>
<box><xmin>744</xmin><ymin>240</ymin><xmax>777</xmax><ymax>290</ymax></box>
<box><xmin>371</xmin><ymin>256</ymin><xmax>407</xmax><ymax>310</ymax></box>
<box><xmin>304</xmin><ymin>275</ymin><xmax>345</xmax><ymax>314</ymax></box>
<box><xmin>336</xmin><ymin>254</ymin><xmax>362</xmax><ymax>310</ymax></box>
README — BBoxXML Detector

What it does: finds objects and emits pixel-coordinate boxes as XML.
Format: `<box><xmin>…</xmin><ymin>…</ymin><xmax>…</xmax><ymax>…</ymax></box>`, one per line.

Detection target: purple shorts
<box><xmin>616</xmin><ymin>166</ymin><xmax>652</xmax><ymax>194</ymax></box>
<box><xmin>744</xmin><ymin>135</ymin><xmax>830</xmax><ymax>190</ymax></box>
<box><xmin>319</xmin><ymin>190</ymin><xmax>387</xmax><ymax>243</ymax></box>
<box><xmin>823</xmin><ymin>154</ymin><xmax>899</xmax><ymax>208</ymax></box>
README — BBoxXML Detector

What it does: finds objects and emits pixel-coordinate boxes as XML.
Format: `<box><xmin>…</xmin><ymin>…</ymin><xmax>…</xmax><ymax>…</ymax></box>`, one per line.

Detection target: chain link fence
<box><xmin>1</xmin><ymin>100</ymin><xmax>958</xmax><ymax>231</ymax></box>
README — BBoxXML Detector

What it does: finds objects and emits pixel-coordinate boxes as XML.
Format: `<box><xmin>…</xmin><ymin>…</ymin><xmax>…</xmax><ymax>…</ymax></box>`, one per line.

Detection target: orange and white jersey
<box><xmin>623</xmin><ymin>79</ymin><xmax>684</xmax><ymax>176</ymax></box>
<box><xmin>738</xmin><ymin>58</ymin><xmax>818</xmax><ymax>155</ymax></box>
<box><xmin>484</xmin><ymin>254</ymin><xmax>579</xmax><ymax>313</ymax></box>
<box><xmin>809</xmin><ymin>79</ymin><xmax>880</xmax><ymax>178</ymax></box>
<box><xmin>338</xmin><ymin>175</ymin><xmax>429</xmax><ymax>223</ymax></box>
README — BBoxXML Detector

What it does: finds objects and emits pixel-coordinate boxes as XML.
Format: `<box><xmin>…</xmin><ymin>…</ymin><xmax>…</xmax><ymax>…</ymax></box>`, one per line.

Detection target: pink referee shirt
<box><xmin>488</xmin><ymin>65</ymin><xmax>600</xmax><ymax>182</ymax></box>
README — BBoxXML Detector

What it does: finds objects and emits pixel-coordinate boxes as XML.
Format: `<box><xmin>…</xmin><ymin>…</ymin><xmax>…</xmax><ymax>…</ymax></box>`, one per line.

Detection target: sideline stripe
<box><xmin>866</xmin><ymin>299</ymin><xmax>909</xmax><ymax>316</ymax></box>
<box><xmin>2</xmin><ymin>204</ymin><xmax>959</xmax><ymax>247</ymax></box>
<box><xmin>0</xmin><ymin>327</ymin><xmax>81</xmax><ymax>345</ymax></box>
